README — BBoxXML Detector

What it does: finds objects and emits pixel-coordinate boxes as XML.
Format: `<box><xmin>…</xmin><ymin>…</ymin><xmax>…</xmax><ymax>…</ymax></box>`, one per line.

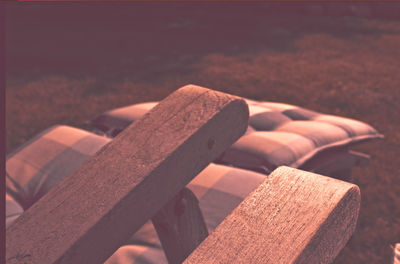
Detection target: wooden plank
<box><xmin>6</xmin><ymin>85</ymin><xmax>249</xmax><ymax>264</ymax></box>
<box><xmin>152</xmin><ymin>188</ymin><xmax>208</xmax><ymax>264</ymax></box>
<box><xmin>184</xmin><ymin>166</ymin><xmax>361</xmax><ymax>264</ymax></box>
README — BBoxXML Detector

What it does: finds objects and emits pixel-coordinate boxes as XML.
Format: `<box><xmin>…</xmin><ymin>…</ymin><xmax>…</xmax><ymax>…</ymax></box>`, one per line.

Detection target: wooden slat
<box><xmin>184</xmin><ymin>166</ymin><xmax>361</xmax><ymax>264</ymax></box>
<box><xmin>152</xmin><ymin>188</ymin><xmax>208</xmax><ymax>264</ymax></box>
<box><xmin>6</xmin><ymin>85</ymin><xmax>249</xmax><ymax>264</ymax></box>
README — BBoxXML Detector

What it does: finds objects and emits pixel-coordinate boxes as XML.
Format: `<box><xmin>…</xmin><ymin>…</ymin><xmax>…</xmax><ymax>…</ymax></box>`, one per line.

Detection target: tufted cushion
<box><xmin>394</xmin><ymin>243</ymin><xmax>400</xmax><ymax>264</ymax></box>
<box><xmin>5</xmin><ymin>125</ymin><xmax>266</xmax><ymax>263</ymax></box>
<box><xmin>6</xmin><ymin>125</ymin><xmax>111</xmax><ymax>209</ymax></box>
<box><xmin>6</xmin><ymin>193</ymin><xmax>24</xmax><ymax>228</ymax></box>
<box><xmin>89</xmin><ymin>98</ymin><xmax>383</xmax><ymax>173</ymax></box>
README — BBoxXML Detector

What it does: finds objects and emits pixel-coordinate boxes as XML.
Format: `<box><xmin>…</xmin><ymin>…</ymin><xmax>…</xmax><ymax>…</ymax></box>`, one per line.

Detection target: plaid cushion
<box><xmin>6</xmin><ymin>125</ymin><xmax>265</xmax><ymax>264</ymax></box>
<box><xmin>89</xmin><ymin>98</ymin><xmax>383</xmax><ymax>173</ymax></box>
<box><xmin>6</xmin><ymin>193</ymin><xmax>23</xmax><ymax>228</ymax></box>
<box><xmin>394</xmin><ymin>243</ymin><xmax>400</xmax><ymax>264</ymax></box>
<box><xmin>6</xmin><ymin>125</ymin><xmax>111</xmax><ymax>209</ymax></box>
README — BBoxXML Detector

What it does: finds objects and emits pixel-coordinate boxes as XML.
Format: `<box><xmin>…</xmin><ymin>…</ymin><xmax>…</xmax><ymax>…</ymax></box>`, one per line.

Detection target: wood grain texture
<box><xmin>6</xmin><ymin>85</ymin><xmax>249</xmax><ymax>264</ymax></box>
<box><xmin>152</xmin><ymin>188</ymin><xmax>208</xmax><ymax>264</ymax></box>
<box><xmin>184</xmin><ymin>166</ymin><xmax>361</xmax><ymax>264</ymax></box>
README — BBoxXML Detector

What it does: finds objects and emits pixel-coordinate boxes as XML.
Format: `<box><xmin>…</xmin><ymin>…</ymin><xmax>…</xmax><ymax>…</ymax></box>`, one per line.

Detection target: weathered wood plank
<box><xmin>152</xmin><ymin>188</ymin><xmax>208</xmax><ymax>264</ymax></box>
<box><xmin>184</xmin><ymin>166</ymin><xmax>361</xmax><ymax>264</ymax></box>
<box><xmin>6</xmin><ymin>85</ymin><xmax>249</xmax><ymax>264</ymax></box>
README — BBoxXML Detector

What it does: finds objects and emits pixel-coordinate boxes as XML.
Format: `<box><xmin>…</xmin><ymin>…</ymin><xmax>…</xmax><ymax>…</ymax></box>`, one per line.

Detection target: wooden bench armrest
<box><xmin>6</xmin><ymin>85</ymin><xmax>249</xmax><ymax>264</ymax></box>
<box><xmin>184</xmin><ymin>166</ymin><xmax>361</xmax><ymax>264</ymax></box>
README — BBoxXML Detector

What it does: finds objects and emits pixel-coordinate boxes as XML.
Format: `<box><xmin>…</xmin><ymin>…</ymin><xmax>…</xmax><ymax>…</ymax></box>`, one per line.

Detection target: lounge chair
<box><xmin>6</xmin><ymin>86</ymin><xmax>363</xmax><ymax>263</ymax></box>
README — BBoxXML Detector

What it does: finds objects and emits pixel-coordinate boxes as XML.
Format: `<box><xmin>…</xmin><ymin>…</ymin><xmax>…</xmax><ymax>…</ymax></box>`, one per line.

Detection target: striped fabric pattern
<box><xmin>89</xmin><ymin>98</ymin><xmax>383</xmax><ymax>174</ymax></box>
<box><xmin>5</xmin><ymin>125</ymin><xmax>266</xmax><ymax>263</ymax></box>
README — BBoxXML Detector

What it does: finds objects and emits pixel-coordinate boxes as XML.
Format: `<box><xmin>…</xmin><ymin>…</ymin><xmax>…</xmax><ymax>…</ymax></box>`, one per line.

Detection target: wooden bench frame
<box><xmin>6</xmin><ymin>85</ymin><xmax>360</xmax><ymax>264</ymax></box>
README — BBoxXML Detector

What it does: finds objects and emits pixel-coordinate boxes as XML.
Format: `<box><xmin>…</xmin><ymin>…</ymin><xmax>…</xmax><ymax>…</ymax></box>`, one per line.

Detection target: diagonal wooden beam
<box><xmin>6</xmin><ymin>85</ymin><xmax>249</xmax><ymax>264</ymax></box>
<box><xmin>184</xmin><ymin>166</ymin><xmax>360</xmax><ymax>264</ymax></box>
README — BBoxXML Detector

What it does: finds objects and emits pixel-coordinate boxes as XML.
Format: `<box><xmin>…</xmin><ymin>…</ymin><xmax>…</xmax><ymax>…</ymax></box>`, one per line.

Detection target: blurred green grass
<box><xmin>6</xmin><ymin>3</ymin><xmax>400</xmax><ymax>263</ymax></box>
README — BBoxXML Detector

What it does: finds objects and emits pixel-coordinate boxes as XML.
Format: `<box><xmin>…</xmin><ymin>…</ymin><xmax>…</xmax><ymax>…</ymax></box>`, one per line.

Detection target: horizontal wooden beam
<box><xmin>6</xmin><ymin>85</ymin><xmax>249</xmax><ymax>264</ymax></box>
<box><xmin>184</xmin><ymin>166</ymin><xmax>360</xmax><ymax>264</ymax></box>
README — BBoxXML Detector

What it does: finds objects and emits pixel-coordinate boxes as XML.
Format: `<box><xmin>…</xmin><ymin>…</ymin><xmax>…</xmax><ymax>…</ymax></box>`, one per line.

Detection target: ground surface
<box><xmin>5</xmin><ymin>3</ymin><xmax>400</xmax><ymax>263</ymax></box>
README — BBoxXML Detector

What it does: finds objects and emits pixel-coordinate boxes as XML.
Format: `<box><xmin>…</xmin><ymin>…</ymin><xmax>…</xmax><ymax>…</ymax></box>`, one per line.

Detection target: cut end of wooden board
<box><xmin>184</xmin><ymin>166</ymin><xmax>360</xmax><ymax>264</ymax></box>
<box><xmin>273</xmin><ymin>167</ymin><xmax>361</xmax><ymax>264</ymax></box>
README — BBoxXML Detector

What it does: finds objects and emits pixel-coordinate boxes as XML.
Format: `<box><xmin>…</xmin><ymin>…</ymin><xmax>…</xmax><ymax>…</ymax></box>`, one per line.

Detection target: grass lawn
<box><xmin>6</xmin><ymin>3</ymin><xmax>400</xmax><ymax>263</ymax></box>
